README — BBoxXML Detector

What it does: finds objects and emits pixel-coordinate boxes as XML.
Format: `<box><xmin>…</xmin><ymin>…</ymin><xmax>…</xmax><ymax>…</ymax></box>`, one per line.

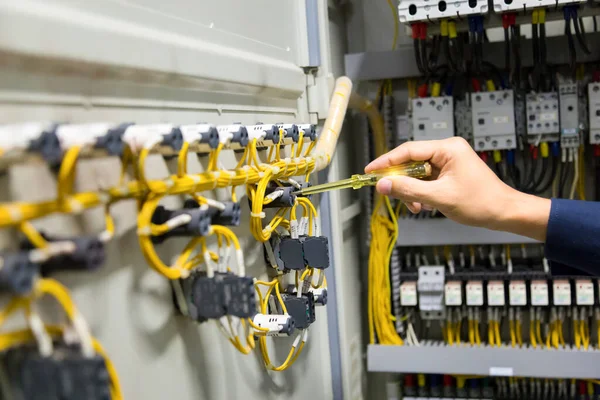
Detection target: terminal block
<box><xmin>56</xmin><ymin>122</ymin><xmax>132</xmax><ymax>157</ymax></box>
<box><xmin>0</xmin><ymin>252</ymin><xmax>39</xmax><ymax>294</ymax></box>
<box><xmin>298</xmin><ymin>124</ymin><xmax>318</xmax><ymax>142</ymax></box>
<box><xmin>247</xmin><ymin>124</ymin><xmax>280</xmax><ymax>148</ymax></box>
<box><xmin>21</xmin><ymin>234</ymin><xmax>105</xmax><ymax>276</ymax></box>
<box><xmin>588</xmin><ymin>83</ymin><xmax>600</xmax><ymax>144</ymax></box>
<box><xmin>1</xmin><ymin>344</ymin><xmax>111</xmax><ymax>400</ymax></box>
<box><xmin>269</xmin><ymin>234</ymin><xmax>330</xmax><ymax>272</ymax></box>
<box><xmin>471</xmin><ymin>90</ymin><xmax>516</xmax><ymax>151</ymax></box>
<box><xmin>494</xmin><ymin>0</ymin><xmax>585</xmax><ymax>13</ymax></box>
<box><xmin>559</xmin><ymin>84</ymin><xmax>580</xmax><ymax>148</ymax></box>
<box><xmin>151</xmin><ymin>205</ymin><xmax>211</xmax><ymax>244</ymax></box>
<box><xmin>221</xmin><ymin>274</ymin><xmax>256</xmax><ymax>318</ymax></box>
<box><xmin>179</xmin><ymin>124</ymin><xmax>220</xmax><ymax>154</ymax></box>
<box><xmin>217</xmin><ymin>124</ymin><xmax>249</xmax><ymax>150</ymax></box>
<box><xmin>276</xmin><ymin>123</ymin><xmax>299</xmax><ymax>145</ymax></box>
<box><xmin>526</xmin><ymin>92</ymin><xmax>559</xmax><ymax>143</ymax></box>
<box><xmin>190</xmin><ymin>273</ymin><xmax>226</xmax><ymax>321</ymax></box>
<box><xmin>184</xmin><ymin>199</ymin><xmax>241</xmax><ymax>226</ymax></box>
<box><xmin>123</xmin><ymin>124</ymin><xmax>184</xmax><ymax>153</ymax></box>
<box><xmin>279</xmin><ymin>292</ymin><xmax>316</xmax><ymax>330</ymax></box>
<box><xmin>252</xmin><ymin>313</ymin><xmax>295</xmax><ymax>336</ymax></box>
<box><xmin>0</xmin><ymin>123</ymin><xmax>63</xmax><ymax>169</ymax></box>
<box><xmin>398</xmin><ymin>0</ymin><xmax>488</xmax><ymax>23</ymax></box>
<box><xmin>412</xmin><ymin>97</ymin><xmax>454</xmax><ymax>141</ymax></box>
<box><xmin>302</xmin><ymin>236</ymin><xmax>329</xmax><ymax>269</ymax></box>
<box><xmin>286</xmin><ymin>286</ymin><xmax>328</xmax><ymax>307</ymax></box>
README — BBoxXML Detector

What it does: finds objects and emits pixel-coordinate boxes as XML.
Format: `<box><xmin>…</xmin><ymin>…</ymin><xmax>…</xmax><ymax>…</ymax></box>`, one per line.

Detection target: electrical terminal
<box><xmin>150</xmin><ymin>205</ymin><xmax>212</xmax><ymax>244</ymax></box>
<box><xmin>263</xmin><ymin>184</ymin><xmax>296</xmax><ymax>208</ymax></box>
<box><xmin>297</xmin><ymin>124</ymin><xmax>318</xmax><ymax>142</ymax></box>
<box><xmin>246</xmin><ymin>124</ymin><xmax>281</xmax><ymax>148</ymax></box>
<box><xmin>179</xmin><ymin>124</ymin><xmax>220</xmax><ymax>153</ymax></box>
<box><xmin>287</xmin><ymin>286</ymin><xmax>328</xmax><ymax>307</ymax></box>
<box><xmin>55</xmin><ymin>122</ymin><xmax>132</xmax><ymax>157</ymax></box>
<box><xmin>531</xmin><ymin>280</ymin><xmax>550</xmax><ymax>306</ymax></box>
<box><xmin>553</xmin><ymin>279</ymin><xmax>572</xmax><ymax>306</ymax></box>
<box><xmin>278</xmin><ymin>292</ymin><xmax>315</xmax><ymax>329</ymax></box>
<box><xmin>252</xmin><ymin>313</ymin><xmax>295</xmax><ymax>336</ymax></box>
<box><xmin>217</xmin><ymin>124</ymin><xmax>249</xmax><ymax>150</ymax></box>
<box><xmin>184</xmin><ymin>199</ymin><xmax>241</xmax><ymax>226</ymax></box>
<box><xmin>276</xmin><ymin>123</ymin><xmax>299</xmax><ymax>145</ymax></box>
<box><xmin>0</xmin><ymin>122</ymin><xmax>63</xmax><ymax>168</ymax></box>
<box><xmin>0</xmin><ymin>251</ymin><xmax>39</xmax><ymax>294</ymax></box>
<box><xmin>122</xmin><ymin>124</ymin><xmax>184</xmax><ymax>154</ymax></box>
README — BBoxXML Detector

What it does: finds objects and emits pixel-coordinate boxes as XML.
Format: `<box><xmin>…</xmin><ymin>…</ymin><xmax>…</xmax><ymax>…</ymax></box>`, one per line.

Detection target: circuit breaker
<box><xmin>588</xmin><ymin>83</ymin><xmax>600</xmax><ymax>144</ymax></box>
<box><xmin>412</xmin><ymin>97</ymin><xmax>455</xmax><ymax>141</ymax></box>
<box><xmin>493</xmin><ymin>0</ymin><xmax>585</xmax><ymax>13</ymax></box>
<box><xmin>471</xmin><ymin>90</ymin><xmax>516</xmax><ymax>151</ymax></box>
<box><xmin>526</xmin><ymin>92</ymin><xmax>559</xmax><ymax>143</ymax></box>
<box><xmin>559</xmin><ymin>84</ymin><xmax>580</xmax><ymax>148</ymax></box>
<box><xmin>398</xmin><ymin>0</ymin><xmax>488</xmax><ymax>23</ymax></box>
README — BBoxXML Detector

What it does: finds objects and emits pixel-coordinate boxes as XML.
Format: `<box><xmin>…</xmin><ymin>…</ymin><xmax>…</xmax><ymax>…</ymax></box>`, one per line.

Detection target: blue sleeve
<box><xmin>545</xmin><ymin>199</ymin><xmax>600</xmax><ymax>275</ymax></box>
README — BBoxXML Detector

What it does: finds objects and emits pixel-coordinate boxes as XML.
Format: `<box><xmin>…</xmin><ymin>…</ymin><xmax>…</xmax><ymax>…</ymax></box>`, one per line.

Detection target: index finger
<box><xmin>365</xmin><ymin>140</ymin><xmax>440</xmax><ymax>172</ymax></box>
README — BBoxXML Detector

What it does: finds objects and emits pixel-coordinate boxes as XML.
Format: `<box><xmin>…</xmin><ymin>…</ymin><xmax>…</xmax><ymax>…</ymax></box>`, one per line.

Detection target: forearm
<box><xmin>491</xmin><ymin>190</ymin><xmax>551</xmax><ymax>242</ymax></box>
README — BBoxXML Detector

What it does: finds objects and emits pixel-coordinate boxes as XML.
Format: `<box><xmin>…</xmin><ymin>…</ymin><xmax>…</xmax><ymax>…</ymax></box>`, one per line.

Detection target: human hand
<box><xmin>365</xmin><ymin>137</ymin><xmax>550</xmax><ymax>241</ymax></box>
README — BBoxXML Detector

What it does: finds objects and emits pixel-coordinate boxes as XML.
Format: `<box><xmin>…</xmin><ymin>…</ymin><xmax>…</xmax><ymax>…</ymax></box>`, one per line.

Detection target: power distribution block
<box><xmin>398</xmin><ymin>0</ymin><xmax>488</xmax><ymax>23</ymax></box>
<box><xmin>493</xmin><ymin>0</ymin><xmax>585</xmax><ymax>13</ymax></box>
<box><xmin>525</xmin><ymin>92</ymin><xmax>559</xmax><ymax>143</ymax></box>
<box><xmin>471</xmin><ymin>90</ymin><xmax>516</xmax><ymax>151</ymax></box>
<box><xmin>559</xmin><ymin>84</ymin><xmax>580</xmax><ymax>148</ymax></box>
<box><xmin>412</xmin><ymin>97</ymin><xmax>454</xmax><ymax>141</ymax></box>
<box><xmin>1</xmin><ymin>345</ymin><xmax>111</xmax><ymax>400</ymax></box>
<box><xmin>588</xmin><ymin>83</ymin><xmax>600</xmax><ymax>144</ymax></box>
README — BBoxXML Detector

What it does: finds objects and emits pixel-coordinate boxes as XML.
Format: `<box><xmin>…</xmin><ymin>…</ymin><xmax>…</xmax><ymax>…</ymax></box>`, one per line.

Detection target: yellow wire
<box><xmin>386</xmin><ymin>0</ymin><xmax>399</xmax><ymax>50</ymax></box>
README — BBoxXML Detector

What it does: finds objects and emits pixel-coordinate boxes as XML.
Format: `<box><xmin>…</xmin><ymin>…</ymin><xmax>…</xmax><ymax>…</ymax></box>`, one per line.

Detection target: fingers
<box><xmin>405</xmin><ymin>202</ymin><xmax>421</xmax><ymax>214</ymax></box>
<box><xmin>376</xmin><ymin>176</ymin><xmax>440</xmax><ymax>205</ymax></box>
<box><xmin>365</xmin><ymin>140</ymin><xmax>441</xmax><ymax>172</ymax></box>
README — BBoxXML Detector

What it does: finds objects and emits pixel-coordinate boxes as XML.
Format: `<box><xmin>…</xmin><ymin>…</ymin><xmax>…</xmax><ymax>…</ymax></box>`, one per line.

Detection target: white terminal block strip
<box><xmin>558</xmin><ymin>84</ymin><xmax>580</xmax><ymax>149</ymax></box>
<box><xmin>217</xmin><ymin>124</ymin><xmax>249</xmax><ymax>150</ymax></box>
<box><xmin>493</xmin><ymin>0</ymin><xmax>584</xmax><ymax>13</ymax></box>
<box><xmin>123</xmin><ymin>124</ymin><xmax>181</xmax><ymax>154</ymax></box>
<box><xmin>526</xmin><ymin>92</ymin><xmax>560</xmax><ymax>144</ymax></box>
<box><xmin>444</xmin><ymin>281</ymin><xmax>463</xmax><ymax>306</ymax></box>
<box><xmin>466</xmin><ymin>281</ymin><xmax>484</xmax><ymax>306</ymax></box>
<box><xmin>276</xmin><ymin>123</ymin><xmax>300</xmax><ymax>146</ymax></box>
<box><xmin>412</xmin><ymin>97</ymin><xmax>455</xmax><ymax>141</ymax></box>
<box><xmin>531</xmin><ymin>280</ymin><xmax>549</xmax><ymax>306</ymax></box>
<box><xmin>588</xmin><ymin>83</ymin><xmax>600</xmax><ymax>145</ymax></box>
<box><xmin>246</xmin><ymin>124</ymin><xmax>281</xmax><ymax>147</ymax></box>
<box><xmin>398</xmin><ymin>0</ymin><xmax>488</xmax><ymax>23</ymax></box>
<box><xmin>575</xmin><ymin>279</ymin><xmax>594</xmax><ymax>306</ymax></box>
<box><xmin>0</xmin><ymin>122</ymin><xmax>61</xmax><ymax>168</ymax></box>
<box><xmin>471</xmin><ymin>90</ymin><xmax>517</xmax><ymax>151</ymax></box>
<box><xmin>487</xmin><ymin>280</ymin><xmax>506</xmax><ymax>307</ymax></box>
<box><xmin>400</xmin><ymin>281</ymin><xmax>418</xmax><ymax>306</ymax></box>
<box><xmin>553</xmin><ymin>280</ymin><xmax>572</xmax><ymax>306</ymax></box>
<box><xmin>509</xmin><ymin>280</ymin><xmax>527</xmax><ymax>306</ymax></box>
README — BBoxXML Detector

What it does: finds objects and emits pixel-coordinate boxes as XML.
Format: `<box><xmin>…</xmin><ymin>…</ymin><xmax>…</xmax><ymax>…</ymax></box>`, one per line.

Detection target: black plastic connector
<box><xmin>184</xmin><ymin>199</ymin><xmax>241</xmax><ymax>226</ymax></box>
<box><xmin>95</xmin><ymin>122</ymin><xmax>133</xmax><ymax>156</ymax></box>
<box><xmin>192</xmin><ymin>274</ymin><xmax>226</xmax><ymax>321</ymax></box>
<box><xmin>161</xmin><ymin>127</ymin><xmax>184</xmax><ymax>151</ymax></box>
<box><xmin>277</xmin><ymin>123</ymin><xmax>299</xmax><ymax>143</ymax></box>
<box><xmin>299</xmin><ymin>124</ymin><xmax>317</xmax><ymax>141</ymax></box>
<box><xmin>27</xmin><ymin>124</ymin><xmax>62</xmax><ymax>168</ymax></box>
<box><xmin>150</xmin><ymin>205</ymin><xmax>211</xmax><ymax>244</ymax></box>
<box><xmin>20</xmin><ymin>234</ymin><xmax>105</xmax><ymax>276</ymax></box>
<box><xmin>2</xmin><ymin>344</ymin><xmax>111</xmax><ymax>400</ymax></box>
<box><xmin>263</xmin><ymin>184</ymin><xmax>296</xmax><ymax>209</ymax></box>
<box><xmin>230</xmin><ymin>125</ymin><xmax>249</xmax><ymax>148</ymax></box>
<box><xmin>270</xmin><ymin>235</ymin><xmax>305</xmax><ymax>271</ymax></box>
<box><xmin>280</xmin><ymin>293</ymin><xmax>315</xmax><ymax>329</ymax></box>
<box><xmin>200</xmin><ymin>125</ymin><xmax>220</xmax><ymax>150</ymax></box>
<box><xmin>0</xmin><ymin>252</ymin><xmax>39</xmax><ymax>294</ymax></box>
<box><xmin>302</xmin><ymin>236</ymin><xmax>329</xmax><ymax>269</ymax></box>
<box><xmin>313</xmin><ymin>288</ymin><xmax>328</xmax><ymax>306</ymax></box>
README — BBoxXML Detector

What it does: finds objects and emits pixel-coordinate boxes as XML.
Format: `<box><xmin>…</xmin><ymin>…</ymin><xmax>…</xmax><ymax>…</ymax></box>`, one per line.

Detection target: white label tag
<box><xmin>531</xmin><ymin>280</ymin><xmax>549</xmax><ymax>306</ymax></box>
<box><xmin>509</xmin><ymin>280</ymin><xmax>527</xmax><ymax>306</ymax></box>
<box><xmin>400</xmin><ymin>282</ymin><xmax>418</xmax><ymax>306</ymax></box>
<box><xmin>540</xmin><ymin>112</ymin><xmax>557</xmax><ymax>121</ymax></box>
<box><xmin>445</xmin><ymin>282</ymin><xmax>462</xmax><ymax>306</ymax></box>
<box><xmin>493</xmin><ymin>116</ymin><xmax>509</xmax><ymax>124</ymax></box>
<box><xmin>290</xmin><ymin>220</ymin><xmax>299</xmax><ymax>239</ymax></box>
<box><xmin>487</xmin><ymin>281</ymin><xmax>506</xmax><ymax>306</ymax></box>
<box><xmin>553</xmin><ymin>280</ymin><xmax>571</xmax><ymax>306</ymax></box>
<box><xmin>575</xmin><ymin>279</ymin><xmax>594</xmax><ymax>306</ymax></box>
<box><xmin>466</xmin><ymin>281</ymin><xmax>484</xmax><ymax>306</ymax></box>
<box><xmin>490</xmin><ymin>367</ymin><xmax>514</xmax><ymax>376</ymax></box>
<box><xmin>432</xmin><ymin>122</ymin><xmax>448</xmax><ymax>129</ymax></box>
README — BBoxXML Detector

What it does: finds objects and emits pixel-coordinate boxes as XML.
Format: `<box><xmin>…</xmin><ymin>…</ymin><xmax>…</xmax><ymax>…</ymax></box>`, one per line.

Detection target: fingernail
<box><xmin>378</xmin><ymin>178</ymin><xmax>392</xmax><ymax>195</ymax></box>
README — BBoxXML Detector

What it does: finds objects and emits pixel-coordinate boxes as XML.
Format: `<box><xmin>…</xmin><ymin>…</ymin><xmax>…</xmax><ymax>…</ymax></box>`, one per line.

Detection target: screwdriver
<box><xmin>291</xmin><ymin>161</ymin><xmax>432</xmax><ymax>196</ymax></box>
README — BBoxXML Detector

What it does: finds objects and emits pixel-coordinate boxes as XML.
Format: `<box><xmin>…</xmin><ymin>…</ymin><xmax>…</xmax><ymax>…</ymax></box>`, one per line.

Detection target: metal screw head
<box><xmin>594</xmin><ymin>86</ymin><xmax>600</xmax><ymax>93</ymax></box>
<box><xmin>436</xmin><ymin>105</ymin><xmax>442</xmax><ymax>111</ymax></box>
<box><xmin>416</xmin><ymin>101</ymin><xmax>422</xmax><ymax>107</ymax></box>
<box><xmin>485</xmin><ymin>136</ymin><xmax>491</xmax><ymax>142</ymax></box>
<box><xmin>475</xmin><ymin>95</ymin><xmax>481</xmax><ymax>102</ymax></box>
<box><xmin>478</xmin><ymin>141</ymin><xmax>485</xmax><ymax>148</ymax></box>
<box><xmin>492</xmin><ymin>140</ymin><xmax>498</xmax><ymax>147</ymax></box>
<box><xmin>430</xmin><ymin>100</ymin><xmax>436</xmax><ymax>106</ymax></box>
<box><xmin>489</xmin><ymin>93</ymin><xmax>495</xmax><ymax>100</ymax></box>
<box><xmin>497</xmin><ymin>99</ymin><xmax>503</xmax><ymax>105</ymax></box>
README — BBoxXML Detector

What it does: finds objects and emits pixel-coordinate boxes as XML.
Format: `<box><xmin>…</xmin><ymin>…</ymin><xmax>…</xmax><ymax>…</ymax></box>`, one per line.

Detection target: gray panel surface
<box><xmin>367</xmin><ymin>344</ymin><xmax>600</xmax><ymax>379</ymax></box>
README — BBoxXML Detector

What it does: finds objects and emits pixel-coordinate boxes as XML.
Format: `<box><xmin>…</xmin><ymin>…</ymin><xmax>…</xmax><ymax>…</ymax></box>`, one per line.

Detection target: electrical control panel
<box><xmin>412</xmin><ymin>97</ymin><xmax>455</xmax><ymax>141</ymax></box>
<box><xmin>526</xmin><ymin>92</ymin><xmax>559</xmax><ymax>143</ymax></box>
<box><xmin>471</xmin><ymin>90</ymin><xmax>517</xmax><ymax>151</ymax></box>
<box><xmin>398</xmin><ymin>0</ymin><xmax>488</xmax><ymax>23</ymax></box>
<box><xmin>559</xmin><ymin>84</ymin><xmax>580</xmax><ymax>148</ymax></box>
<box><xmin>588</xmin><ymin>83</ymin><xmax>600</xmax><ymax>144</ymax></box>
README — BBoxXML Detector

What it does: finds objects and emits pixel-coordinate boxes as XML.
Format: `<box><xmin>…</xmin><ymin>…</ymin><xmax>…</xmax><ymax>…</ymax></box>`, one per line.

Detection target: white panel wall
<box><xmin>0</xmin><ymin>1</ymin><xmax>366</xmax><ymax>399</ymax></box>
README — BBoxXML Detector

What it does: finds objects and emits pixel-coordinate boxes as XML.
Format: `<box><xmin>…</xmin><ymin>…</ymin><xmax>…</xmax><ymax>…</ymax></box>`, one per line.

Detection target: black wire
<box><xmin>574</xmin><ymin>17</ymin><xmax>592</xmax><ymax>55</ymax></box>
<box><xmin>420</xmin><ymin>39</ymin><xmax>430</xmax><ymax>76</ymax></box>
<box><xmin>511</xmin><ymin>25</ymin><xmax>521</xmax><ymax>89</ymax></box>
<box><xmin>531</xmin><ymin>22</ymin><xmax>540</xmax><ymax>91</ymax></box>
<box><xmin>527</xmin><ymin>157</ymin><xmax>549</xmax><ymax>193</ymax></box>
<box><xmin>594</xmin><ymin>16</ymin><xmax>598</xmax><ymax>33</ymax></box>
<box><xmin>522</xmin><ymin>152</ymin><xmax>537</xmax><ymax>191</ymax></box>
<box><xmin>558</xmin><ymin>162</ymin><xmax>572</xmax><ymax>198</ymax></box>
<box><xmin>530</xmin><ymin>156</ymin><xmax>558</xmax><ymax>194</ymax></box>
<box><xmin>414</xmin><ymin>38</ymin><xmax>425</xmax><ymax>74</ymax></box>
<box><xmin>539</xmin><ymin>23</ymin><xmax>548</xmax><ymax>91</ymax></box>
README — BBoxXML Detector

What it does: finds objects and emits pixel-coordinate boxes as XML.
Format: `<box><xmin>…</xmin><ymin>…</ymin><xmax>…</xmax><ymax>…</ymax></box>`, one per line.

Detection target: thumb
<box><xmin>376</xmin><ymin>176</ymin><xmax>439</xmax><ymax>204</ymax></box>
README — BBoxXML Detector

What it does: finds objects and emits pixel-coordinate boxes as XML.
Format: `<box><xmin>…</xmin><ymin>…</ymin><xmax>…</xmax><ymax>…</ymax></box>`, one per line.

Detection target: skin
<box><xmin>365</xmin><ymin>137</ymin><xmax>551</xmax><ymax>242</ymax></box>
